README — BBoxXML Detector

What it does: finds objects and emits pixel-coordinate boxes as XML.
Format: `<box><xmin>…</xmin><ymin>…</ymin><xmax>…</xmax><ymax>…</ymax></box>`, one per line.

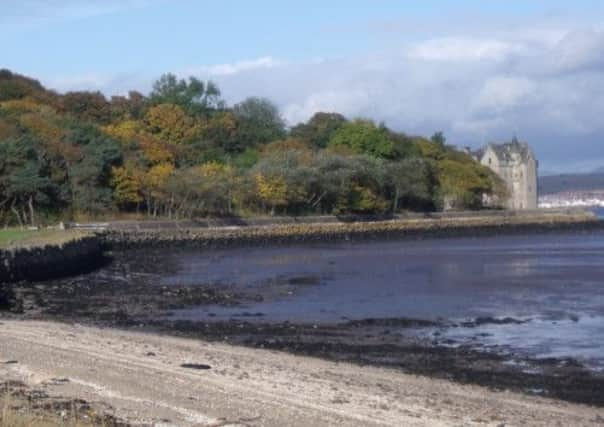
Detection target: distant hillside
<box><xmin>539</xmin><ymin>173</ymin><xmax>604</xmax><ymax>195</ymax></box>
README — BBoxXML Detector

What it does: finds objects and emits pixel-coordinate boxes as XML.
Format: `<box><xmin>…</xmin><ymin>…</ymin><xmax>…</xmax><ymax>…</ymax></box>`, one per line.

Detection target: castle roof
<box><xmin>485</xmin><ymin>140</ymin><xmax>533</xmax><ymax>163</ymax></box>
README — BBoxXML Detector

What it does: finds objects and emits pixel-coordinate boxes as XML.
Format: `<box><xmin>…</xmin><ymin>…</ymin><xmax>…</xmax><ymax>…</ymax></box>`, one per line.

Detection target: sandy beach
<box><xmin>1</xmin><ymin>320</ymin><xmax>602</xmax><ymax>426</ymax></box>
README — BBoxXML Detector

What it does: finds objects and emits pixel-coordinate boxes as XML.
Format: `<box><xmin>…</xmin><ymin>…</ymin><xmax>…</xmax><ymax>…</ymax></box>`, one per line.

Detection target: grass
<box><xmin>0</xmin><ymin>229</ymin><xmax>89</xmax><ymax>249</ymax></box>
<box><xmin>1</xmin><ymin>392</ymin><xmax>97</xmax><ymax>427</ymax></box>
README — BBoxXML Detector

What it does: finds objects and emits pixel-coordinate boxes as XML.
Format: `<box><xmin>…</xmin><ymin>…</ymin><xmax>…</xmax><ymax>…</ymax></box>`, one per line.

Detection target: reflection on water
<box><xmin>162</xmin><ymin>230</ymin><xmax>604</xmax><ymax>368</ymax></box>
<box><xmin>413</xmin><ymin>315</ymin><xmax>604</xmax><ymax>371</ymax></box>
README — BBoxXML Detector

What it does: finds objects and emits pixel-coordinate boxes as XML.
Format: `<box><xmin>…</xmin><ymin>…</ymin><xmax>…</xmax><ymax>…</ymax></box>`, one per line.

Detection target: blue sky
<box><xmin>2</xmin><ymin>0</ymin><xmax>604</xmax><ymax>172</ymax></box>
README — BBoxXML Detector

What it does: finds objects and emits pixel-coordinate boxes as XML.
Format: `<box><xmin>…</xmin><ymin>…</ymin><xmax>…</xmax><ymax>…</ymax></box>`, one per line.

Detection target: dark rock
<box><xmin>181</xmin><ymin>363</ymin><xmax>211</xmax><ymax>370</ymax></box>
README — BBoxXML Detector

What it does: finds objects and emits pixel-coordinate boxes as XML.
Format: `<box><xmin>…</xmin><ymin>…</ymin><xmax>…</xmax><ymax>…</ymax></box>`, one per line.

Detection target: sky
<box><xmin>2</xmin><ymin>0</ymin><xmax>604</xmax><ymax>173</ymax></box>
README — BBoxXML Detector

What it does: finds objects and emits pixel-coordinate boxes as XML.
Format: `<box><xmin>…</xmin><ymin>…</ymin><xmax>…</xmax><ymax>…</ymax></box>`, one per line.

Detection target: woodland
<box><xmin>0</xmin><ymin>69</ymin><xmax>505</xmax><ymax>226</ymax></box>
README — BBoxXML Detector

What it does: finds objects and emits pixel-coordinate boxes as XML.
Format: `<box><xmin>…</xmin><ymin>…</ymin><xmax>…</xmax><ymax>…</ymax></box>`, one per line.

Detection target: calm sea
<box><xmin>161</xmin><ymin>230</ymin><xmax>604</xmax><ymax>370</ymax></box>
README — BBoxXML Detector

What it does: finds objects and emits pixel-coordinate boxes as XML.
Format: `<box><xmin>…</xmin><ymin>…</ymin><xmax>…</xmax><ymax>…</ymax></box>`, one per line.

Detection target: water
<box><xmin>161</xmin><ymin>230</ymin><xmax>604</xmax><ymax>369</ymax></box>
<box><xmin>594</xmin><ymin>207</ymin><xmax>604</xmax><ymax>219</ymax></box>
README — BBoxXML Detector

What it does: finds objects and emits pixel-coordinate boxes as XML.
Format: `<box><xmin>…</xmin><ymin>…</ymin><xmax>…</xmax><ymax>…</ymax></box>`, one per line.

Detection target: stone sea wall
<box><xmin>1</xmin><ymin>210</ymin><xmax>599</xmax><ymax>287</ymax></box>
<box><xmin>0</xmin><ymin>236</ymin><xmax>104</xmax><ymax>284</ymax></box>
<box><xmin>103</xmin><ymin>210</ymin><xmax>601</xmax><ymax>250</ymax></box>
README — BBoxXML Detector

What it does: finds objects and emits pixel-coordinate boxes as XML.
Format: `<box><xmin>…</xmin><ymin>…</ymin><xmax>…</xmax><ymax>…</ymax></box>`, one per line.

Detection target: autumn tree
<box><xmin>0</xmin><ymin>69</ymin><xmax>57</xmax><ymax>105</ymax></box>
<box><xmin>110</xmin><ymin>91</ymin><xmax>147</xmax><ymax>121</ymax></box>
<box><xmin>60</xmin><ymin>91</ymin><xmax>111</xmax><ymax>124</ymax></box>
<box><xmin>144</xmin><ymin>103</ymin><xmax>200</xmax><ymax>145</ymax></box>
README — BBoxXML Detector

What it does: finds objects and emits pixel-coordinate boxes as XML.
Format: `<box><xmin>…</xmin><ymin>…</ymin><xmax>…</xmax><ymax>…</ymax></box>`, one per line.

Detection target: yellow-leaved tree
<box><xmin>144</xmin><ymin>103</ymin><xmax>201</xmax><ymax>145</ymax></box>
<box><xmin>255</xmin><ymin>173</ymin><xmax>287</xmax><ymax>215</ymax></box>
<box><xmin>111</xmin><ymin>164</ymin><xmax>144</xmax><ymax>208</ymax></box>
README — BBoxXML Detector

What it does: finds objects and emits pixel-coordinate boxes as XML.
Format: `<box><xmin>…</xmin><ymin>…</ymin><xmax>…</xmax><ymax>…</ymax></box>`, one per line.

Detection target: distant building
<box><xmin>473</xmin><ymin>140</ymin><xmax>538</xmax><ymax>210</ymax></box>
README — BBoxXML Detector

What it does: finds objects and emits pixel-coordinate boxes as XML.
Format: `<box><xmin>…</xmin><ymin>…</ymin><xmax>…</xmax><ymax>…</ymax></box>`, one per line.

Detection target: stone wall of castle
<box><xmin>479</xmin><ymin>143</ymin><xmax>538</xmax><ymax>210</ymax></box>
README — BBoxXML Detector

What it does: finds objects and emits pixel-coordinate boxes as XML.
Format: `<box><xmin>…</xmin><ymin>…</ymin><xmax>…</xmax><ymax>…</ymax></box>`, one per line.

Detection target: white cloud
<box><xmin>41</xmin><ymin>27</ymin><xmax>604</xmax><ymax>172</ymax></box>
<box><xmin>474</xmin><ymin>76</ymin><xmax>536</xmax><ymax>113</ymax></box>
<box><xmin>407</xmin><ymin>37</ymin><xmax>527</xmax><ymax>62</ymax></box>
<box><xmin>184</xmin><ymin>57</ymin><xmax>285</xmax><ymax>77</ymax></box>
<box><xmin>0</xmin><ymin>0</ymin><xmax>160</xmax><ymax>29</ymax></box>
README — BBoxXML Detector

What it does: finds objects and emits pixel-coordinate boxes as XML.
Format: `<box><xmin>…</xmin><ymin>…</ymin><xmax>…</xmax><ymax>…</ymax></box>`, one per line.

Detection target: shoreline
<box><xmin>102</xmin><ymin>209</ymin><xmax>601</xmax><ymax>250</ymax></box>
<box><xmin>2</xmin><ymin>209</ymin><xmax>599</xmax><ymax>284</ymax></box>
<box><xmin>2</xmin><ymin>209</ymin><xmax>604</xmax><ymax>422</ymax></box>
<box><xmin>1</xmin><ymin>319</ymin><xmax>603</xmax><ymax>427</ymax></box>
<box><xmin>4</xmin><ymin>243</ymin><xmax>604</xmax><ymax>408</ymax></box>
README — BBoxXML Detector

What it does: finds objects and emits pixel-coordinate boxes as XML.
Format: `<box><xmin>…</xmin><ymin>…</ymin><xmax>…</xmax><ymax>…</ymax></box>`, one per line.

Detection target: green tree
<box><xmin>149</xmin><ymin>73</ymin><xmax>223</xmax><ymax>116</ymax></box>
<box><xmin>64</xmin><ymin>123</ymin><xmax>122</xmax><ymax>214</ymax></box>
<box><xmin>290</xmin><ymin>112</ymin><xmax>347</xmax><ymax>148</ymax></box>
<box><xmin>386</xmin><ymin>157</ymin><xmax>434</xmax><ymax>211</ymax></box>
<box><xmin>0</xmin><ymin>135</ymin><xmax>56</xmax><ymax>226</ymax></box>
<box><xmin>328</xmin><ymin>120</ymin><xmax>394</xmax><ymax>159</ymax></box>
<box><xmin>430</xmin><ymin>131</ymin><xmax>446</xmax><ymax>148</ymax></box>
<box><xmin>232</xmin><ymin>97</ymin><xmax>286</xmax><ymax>151</ymax></box>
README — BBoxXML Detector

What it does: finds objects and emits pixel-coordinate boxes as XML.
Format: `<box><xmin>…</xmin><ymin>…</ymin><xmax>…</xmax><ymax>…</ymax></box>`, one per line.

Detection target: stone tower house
<box><xmin>477</xmin><ymin>140</ymin><xmax>538</xmax><ymax>210</ymax></box>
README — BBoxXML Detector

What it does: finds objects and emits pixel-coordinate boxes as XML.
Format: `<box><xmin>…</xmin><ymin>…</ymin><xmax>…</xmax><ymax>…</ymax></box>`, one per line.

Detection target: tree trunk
<box><xmin>11</xmin><ymin>200</ymin><xmax>23</xmax><ymax>228</ymax></box>
<box><xmin>28</xmin><ymin>195</ymin><xmax>35</xmax><ymax>227</ymax></box>
<box><xmin>21</xmin><ymin>207</ymin><xmax>28</xmax><ymax>227</ymax></box>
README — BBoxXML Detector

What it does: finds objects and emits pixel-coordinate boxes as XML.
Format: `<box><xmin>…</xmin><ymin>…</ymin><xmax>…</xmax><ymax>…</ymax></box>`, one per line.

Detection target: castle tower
<box><xmin>478</xmin><ymin>140</ymin><xmax>538</xmax><ymax>210</ymax></box>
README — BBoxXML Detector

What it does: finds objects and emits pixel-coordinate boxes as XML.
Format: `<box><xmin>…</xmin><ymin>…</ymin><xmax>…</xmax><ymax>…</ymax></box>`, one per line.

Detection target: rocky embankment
<box><xmin>103</xmin><ymin>209</ymin><xmax>600</xmax><ymax>250</ymax></box>
<box><xmin>0</xmin><ymin>235</ymin><xmax>104</xmax><ymax>285</ymax></box>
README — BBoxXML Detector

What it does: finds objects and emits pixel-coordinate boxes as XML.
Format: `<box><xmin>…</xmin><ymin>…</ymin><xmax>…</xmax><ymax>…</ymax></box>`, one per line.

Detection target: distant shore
<box><xmin>102</xmin><ymin>208</ymin><xmax>601</xmax><ymax>250</ymax></box>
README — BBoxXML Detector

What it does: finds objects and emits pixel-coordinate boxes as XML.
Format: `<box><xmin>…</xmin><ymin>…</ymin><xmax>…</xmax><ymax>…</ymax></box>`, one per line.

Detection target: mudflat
<box><xmin>1</xmin><ymin>320</ymin><xmax>603</xmax><ymax>426</ymax></box>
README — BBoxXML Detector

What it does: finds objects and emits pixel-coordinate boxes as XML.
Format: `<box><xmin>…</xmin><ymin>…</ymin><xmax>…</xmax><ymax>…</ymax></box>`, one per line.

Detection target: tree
<box><xmin>64</xmin><ymin>123</ymin><xmax>122</xmax><ymax>214</ymax></box>
<box><xmin>290</xmin><ymin>112</ymin><xmax>347</xmax><ymax>148</ymax></box>
<box><xmin>388</xmin><ymin>131</ymin><xmax>421</xmax><ymax>160</ymax></box>
<box><xmin>328</xmin><ymin>120</ymin><xmax>394</xmax><ymax>159</ymax></box>
<box><xmin>255</xmin><ymin>173</ymin><xmax>288</xmax><ymax>215</ymax></box>
<box><xmin>232</xmin><ymin>97</ymin><xmax>286</xmax><ymax>151</ymax></box>
<box><xmin>111</xmin><ymin>164</ymin><xmax>143</xmax><ymax>208</ymax></box>
<box><xmin>0</xmin><ymin>69</ymin><xmax>53</xmax><ymax>104</ymax></box>
<box><xmin>310</xmin><ymin>153</ymin><xmax>388</xmax><ymax>214</ymax></box>
<box><xmin>0</xmin><ymin>135</ymin><xmax>55</xmax><ymax>226</ymax></box>
<box><xmin>110</xmin><ymin>91</ymin><xmax>147</xmax><ymax>121</ymax></box>
<box><xmin>252</xmin><ymin>145</ymin><xmax>316</xmax><ymax>215</ymax></box>
<box><xmin>386</xmin><ymin>158</ymin><xmax>434</xmax><ymax>211</ymax></box>
<box><xmin>140</xmin><ymin>162</ymin><xmax>175</xmax><ymax>216</ymax></box>
<box><xmin>196</xmin><ymin>111</ymin><xmax>239</xmax><ymax>154</ymax></box>
<box><xmin>437</xmin><ymin>159</ymin><xmax>492</xmax><ymax>210</ymax></box>
<box><xmin>144</xmin><ymin>103</ymin><xmax>200</xmax><ymax>144</ymax></box>
<box><xmin>149</xmin><ymin>73</ymin><xmax>223</xmax><ymax>116</ymax></box>
<box><xmin>61</xmin><ymin>91</ymin><xmax>111</xmax><ymax>124</ymax></box>
<box><xmin>430</xmin><ymin>131</ymin><xmax>446</xmax><ymax>148</ymax></box>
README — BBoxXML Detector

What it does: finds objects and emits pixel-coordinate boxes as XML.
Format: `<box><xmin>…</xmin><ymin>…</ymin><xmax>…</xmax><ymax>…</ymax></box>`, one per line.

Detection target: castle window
<box><xmin>488</xmin><ymin>158</ymin><xmax>492</xmax><ymax>165</ymax></box>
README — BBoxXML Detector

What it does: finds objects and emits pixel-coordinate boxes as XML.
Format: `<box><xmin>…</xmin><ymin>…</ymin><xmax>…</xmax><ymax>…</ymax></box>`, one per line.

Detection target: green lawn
<box><xmin>0</xmin><ymin>228</ymin><xmax>87</xmax><ymax>249</ymax></box>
